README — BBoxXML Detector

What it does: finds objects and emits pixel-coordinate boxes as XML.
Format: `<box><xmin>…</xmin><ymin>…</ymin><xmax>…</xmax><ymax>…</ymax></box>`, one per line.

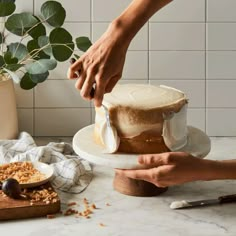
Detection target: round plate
<box><xmin>19</xmin><ymin>162</ymin><xmax>54</xmax><ymax>188</ymax></box>
<box><xmin>73</xmin><ymin>125</ymin><xmax>211</xmax><ymax>169</ymax></box>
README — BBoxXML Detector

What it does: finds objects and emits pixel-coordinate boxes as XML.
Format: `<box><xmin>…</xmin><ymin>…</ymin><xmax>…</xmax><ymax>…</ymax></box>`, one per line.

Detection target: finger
<box><xmin>67</xmin><ymin>67</ymin><xmax>78</xmax><ymax>79</ymax></box>
<box><xmin>67</xmin><ymin>60</ymin><xmax>83</xmax><ymax>79</ymax></box>
<box><xmin>80</xmin><ymin>71</ymin><xmax>96</xmax><ymax>100</ymax></box>
<box><xmin>93</xmin><ymin>77</ymin><xmax>106</xmax><ymax>107</ymax></box>
<box><xmin>115</xmin><ymin>169</ymin><xmax>152</xmax><ymax>182</ymax></box>
<box><xmin>138</xmin><ymin>154</ymin><xmax>167</xmax><ymax>166</ymax></box>
<box><xmin>105</xmin><ymin>75</ymin><xmax>120</xmax><ymax>93</ymax></box>
<box><xmin>74</xmin><ymin>71</ymin><xmax>86</xmax><ymax>91</ymax></box>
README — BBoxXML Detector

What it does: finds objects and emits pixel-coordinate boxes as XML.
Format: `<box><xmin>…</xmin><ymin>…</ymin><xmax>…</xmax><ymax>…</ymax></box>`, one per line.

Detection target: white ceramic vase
<box><xmin>0</xmin><ymin>76</ymin><xmax>18</xmax><ymax>139</ymax></box>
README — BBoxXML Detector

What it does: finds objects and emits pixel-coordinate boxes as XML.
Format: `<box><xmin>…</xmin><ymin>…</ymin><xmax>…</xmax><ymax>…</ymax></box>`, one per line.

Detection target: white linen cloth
<box><xmin>0</xmin><ymin>132</ymin><xmax>93</xmax><ymax>193</ymax></box>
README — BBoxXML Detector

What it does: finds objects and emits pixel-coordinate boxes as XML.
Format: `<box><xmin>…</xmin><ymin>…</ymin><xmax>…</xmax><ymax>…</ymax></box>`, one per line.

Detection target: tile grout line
<box><xmin>90</xmin><ymin>0</ymin><xmax>93</xmax><ymax>124</ymax></box>
<box><xmin>205</xmin><ymin>0</ymin><xmax>207</xmax><ymax>133</ymax></box>
<box><xmin>33</xmin><ymin>0</ymin><xmax>36</xmax><ymax>137</ymax></box>
<box><xmin>147</xmin><ymin>20</ymin><xmax>150</xmax><ymax>84</ymax></box>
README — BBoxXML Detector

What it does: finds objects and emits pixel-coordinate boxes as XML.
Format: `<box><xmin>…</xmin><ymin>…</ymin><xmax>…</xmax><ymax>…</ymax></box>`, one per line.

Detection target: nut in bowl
<box><xmin>0</xmin><ymin>162</ymin><xmax>54</xmax><ymax>188</ymax></box>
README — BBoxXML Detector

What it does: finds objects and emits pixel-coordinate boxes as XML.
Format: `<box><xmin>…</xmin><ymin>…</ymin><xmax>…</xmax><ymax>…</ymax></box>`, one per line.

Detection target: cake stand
<box><xmin>73</xmin><ymin>125</ymin><xmax>211</xmax><ymax>197</ymax></box>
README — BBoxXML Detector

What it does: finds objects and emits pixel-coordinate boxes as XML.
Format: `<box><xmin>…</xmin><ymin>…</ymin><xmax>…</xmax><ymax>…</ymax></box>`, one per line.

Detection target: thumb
<box><xmin>138</xmin><ymin>153</ymin><xmax>171</xmax><ymax>167</ymax></box>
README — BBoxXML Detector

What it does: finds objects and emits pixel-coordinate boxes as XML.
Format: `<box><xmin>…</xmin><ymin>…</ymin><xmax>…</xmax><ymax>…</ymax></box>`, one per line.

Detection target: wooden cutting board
<box><xmin>0</xmin><ymin>182</ymin><xmax>60</xmax><ymax>220</ymax></box>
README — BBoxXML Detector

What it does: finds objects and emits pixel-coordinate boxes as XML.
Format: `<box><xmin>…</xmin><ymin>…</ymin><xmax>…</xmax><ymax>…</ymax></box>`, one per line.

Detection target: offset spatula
<box><xmin>170</xmin><ymin>194</ymin><xmax>236</xmax><ymax>209</ymax></box>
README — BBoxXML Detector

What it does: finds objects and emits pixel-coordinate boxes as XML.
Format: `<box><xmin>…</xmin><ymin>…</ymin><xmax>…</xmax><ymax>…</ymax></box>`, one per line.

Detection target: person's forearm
<box><xmin>199</xmin><ymin>159</ymin><xmax>236</xmax><ymax>181</ymax></box>
<box><xmin>109</xmin><ymin>0</ymin><xmax>173</xmax><ymax>45</ymax></box>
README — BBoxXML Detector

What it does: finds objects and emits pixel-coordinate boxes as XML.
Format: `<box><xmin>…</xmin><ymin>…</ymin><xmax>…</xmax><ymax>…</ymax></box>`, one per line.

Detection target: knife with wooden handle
<box><xmin>170</xmin><ymin>194</ymin><xmax>236</xmax><ymax>209</ymax></box>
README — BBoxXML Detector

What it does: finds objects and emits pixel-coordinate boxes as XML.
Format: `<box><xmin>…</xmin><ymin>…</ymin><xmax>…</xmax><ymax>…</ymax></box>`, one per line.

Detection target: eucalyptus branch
<box><xmin>18</xmin><ymin>43</ymin><xmax>50</xmax><ymax>64</ymax></box>
<box><xmin>0</xmin><ymin>17</ymin><xmax>6</xmax><ymax>55</ymax></box>
<box><xmin>21</xmin><ymin>16</ymin><xmax>46</xmax><ymax>40</ymax></box>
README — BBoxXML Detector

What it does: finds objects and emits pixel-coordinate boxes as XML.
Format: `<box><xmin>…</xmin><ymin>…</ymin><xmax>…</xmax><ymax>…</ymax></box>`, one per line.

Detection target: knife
<box><xmin>170</xmin><ymin>194</ymin><xmax>236</xmax><ymax>209</ymax></box>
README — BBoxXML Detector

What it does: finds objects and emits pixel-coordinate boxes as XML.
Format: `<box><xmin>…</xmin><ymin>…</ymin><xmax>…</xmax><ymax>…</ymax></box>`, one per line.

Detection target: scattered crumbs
<box><xmin>67</xmin><ymin>202</ymin><xmax>77</xmax><ymax>207</ymax></box>
<box><xmin>47</xmin><ymin>214</ymin><xmax>55</xmax><ymax>219</ymax></box>
<box><xmin>99</xmin><ymin>223</ymin><xmax>105</xmax><ymax>227</ymax></box>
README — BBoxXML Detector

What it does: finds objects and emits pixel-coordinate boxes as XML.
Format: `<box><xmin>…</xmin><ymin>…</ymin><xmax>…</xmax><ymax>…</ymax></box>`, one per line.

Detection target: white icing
<box><xmin>95</xmin><ymin>108</ymin><xmax>120</xmax><ymax>153</ymax></box>
<box><xmin>101</xmin><ymin>122</ymin><xmax>120</xmax><ymax>153</ymax></box>
<box><xmin>96</xmin><ymin>84</ymin><xmax>188</xmax><ymax>152</ymax></box>
<box><xmin>170</xmin><ymin>200</ymin><xmax>191</xmax><ymax>209</ymax></box>
<box><xmin>162</xmin><ymin>104</ymin><xmax>188</xmax><ymax>151</ymax></box>
<box><xmin>103</xmin><ymin>84</ymin><xmax>186</xmax><ymax>109</ymax></box>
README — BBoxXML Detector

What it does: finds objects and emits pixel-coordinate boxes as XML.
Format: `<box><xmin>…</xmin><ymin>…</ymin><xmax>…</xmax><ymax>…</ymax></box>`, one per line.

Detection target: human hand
<box><xmin>115</xmin><ymin>152</ymin><xmax>211</xmax><ymax>187</ymax></box>
<box><xmin>67</xmin><ymin>23</ymin><xmax>129</xmax><ymax>107</ymax></box>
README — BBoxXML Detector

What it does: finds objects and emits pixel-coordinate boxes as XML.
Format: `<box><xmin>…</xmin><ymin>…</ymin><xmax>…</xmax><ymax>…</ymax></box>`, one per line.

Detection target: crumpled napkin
<box><xmin>0</xmin><ymin>132</ymin><xmax>93</xmax><ymax>193</ymax></box>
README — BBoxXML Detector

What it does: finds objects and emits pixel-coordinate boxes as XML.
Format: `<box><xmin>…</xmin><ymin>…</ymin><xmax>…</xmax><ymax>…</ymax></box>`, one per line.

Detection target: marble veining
<box><xmin>1</xmin><ymin>137</ymin><xmax>236</xmax><ymax>236</ymax></box>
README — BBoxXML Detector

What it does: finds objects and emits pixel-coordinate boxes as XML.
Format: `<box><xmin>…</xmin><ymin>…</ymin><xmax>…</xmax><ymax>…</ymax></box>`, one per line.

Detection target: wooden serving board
<box><xmin>0</xmin><ymin>182</ymin><xmax>60</xmax><ymax>220</ymax></box>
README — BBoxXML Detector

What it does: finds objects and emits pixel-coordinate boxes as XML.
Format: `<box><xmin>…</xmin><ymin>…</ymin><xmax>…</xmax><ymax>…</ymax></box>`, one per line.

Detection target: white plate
<box><xmin>19</xmin><ymin>162</ymin><xmax>54</xmax><ymax>188</ymax></box>
<box><xmin>73</xmin><ymin>125</ymin><xmax>211</xmax><ymax>169</ymax></box>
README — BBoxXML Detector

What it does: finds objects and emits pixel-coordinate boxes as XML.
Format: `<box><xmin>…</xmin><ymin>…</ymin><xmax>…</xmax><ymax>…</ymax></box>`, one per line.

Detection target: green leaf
<box><xmin>3</xmin><ymin>68</ymin><xmax>20</xmax><ymax>83</ymax></box>
<box><xmin>25</xmin><ymin>59</ymin><xmax>57</xmax><ymax>74</ymax></box>
<box><xmin>0</xmin><ymin>0</ymin><xmax>15</xmax><ymax>2</ymax></box>
<box><xmin>76</xmin><ymin>37</ymin><xmax>92</xmax><ymax>52</ymax></box>
<box><xmin>5</xmin><ymin>64</ymin><xmax>23</xmax><ymax>71</ymax></box>
<box><xmin>29</xmin><ymin>71</ymin><xmax>49</xmax><ymax>83</ymax></box>
<box><xmin>0</xmin><ymin>55</ymin><xmax>4</xmax><ymax>67</ymax></box>
<box><xmin>20</xmin><ymin>73</ymin><xmax>37</xmax><ymax>90</ymax></box>
<box><xmin>74</xmin><ymin>54</ymin><xmax>80</xmax><ymax>59</ymax></box>
<box><xmin>0</xmin><ymin>2</ymin><xmax>15</xmax><ymax>17</ymax></box>
<box><xmin>27</xmin><ymin>39</ymin><xmax>50</xmax><ymax>59</ymax></box>
<box><xmin>8</xmin><ymin>43</ymin><xmax>28</xmax><ymax>60</ymax></box>
<box><xmin>4</xmin><ymin>51</ymin><xmax>18</xmax><ymax>64</ymax></box>
<box><xmin>28</xmin><ymin>16</ymin><xmax>46</xmax><ymax>39</ymax></box>
<box><xmin>49</xmin><ymin>27</ymin><xmax>74</xmax><ymax>62</ymax></box>
<box><xmin>41</xmin><ymin>1</ymin><xmax>65</xmax><ymax>27</ymax></box>
<box><xmin>5</xmin><ymin>13</ymin><xmax>38</xmax><ymax>36</ymax></box>
<box><xmin>38</xmin><ymin>36</ymin><xmax>52</xmax><ymax>56</ymax></box>
<box><xmin>0</xmin><ymin>33</ymin><xmax>3</xmax><ymax>44</ymax></box>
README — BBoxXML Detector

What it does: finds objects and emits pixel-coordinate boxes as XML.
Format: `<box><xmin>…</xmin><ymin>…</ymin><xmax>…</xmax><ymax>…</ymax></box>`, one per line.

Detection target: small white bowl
<box><xmin>19</xmin><ymin>162</ymin><xmax>54</xmax><ymax>188</ymax></box>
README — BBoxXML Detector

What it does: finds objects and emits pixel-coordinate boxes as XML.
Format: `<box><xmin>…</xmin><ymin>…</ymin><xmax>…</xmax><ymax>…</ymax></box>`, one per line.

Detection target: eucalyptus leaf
<box><xmin>4</xmin><ymin>51</ymin><xmax>18</xmax><ymax>64</ymax></box>
<box><xmin>0</xmin><ymin>55</ymin><xmax>4</xmax><ymax>67</ymax></box>
<box><xmin>41</xmin><ymin>1</ymin><xmax>65</xmax><ymax>27</ymax></box>
<box><xmin>27</xmin><ymin>39</ymin><xmax>50</xmax><ymax>59</ymax></box>
<box><xmin>74</xmin><ymin>54</ymin><xmax>80</xmax><ymax>59</ymax></box>
<box><xmin>5</xmin><ymin>63</ymin><xmax>23</xmax><ymax>71</ymax></box>
<box><xmin>0</xmin><ymin>33</ymin><xmax>3</xmax><ymax>44</ymax></box>
<box><xmin>38</xmin><ymin>36</ymin><xmax>52</xmax><ymax>56</ymax></box>
<box><xmin>8</xmin><ymin>43</ymin><xmax>28</xmax><ymax>60</ymax></box>
<box><xmin>20</xmin><ymin>73</ymin><xmax>37</xmax><ymax>90</ymax></box>
<box><xmin>28</xmin><ymin>16</ymin><xmax>46</xmax><ymax>39</ymax></box>
<box><xmin>0</xmin><ymin>2</ymin><xmax>15</xmax><ymax>17</ymax></box>
<box><xmin>76</xmin><ymin>37</ymin><xmax>92</xmax><ymax>52</ymax></box>
<box><xmin>0</xmin><ymin>0</ymin><xmax>15</xmax><ymax>2</ymax></box>
<box><xmin>25</xmin><ymin>59</ymin><xmax>57</xmax><ymax>74</ymax></box>
<box><xmin>29</xmin><ymin>71</ymin><xmax>49</xmax><ymax>83</ymax></box>
<box><xmin>5</xmin><ymin>13</ymin><xmax>38</xmax><ymax>36</ymax></box>
<box><xmin>49</xmin><ymin>27</ymin><xmax>74</xmax><ymax>61</ymax></box>
<box><xmin>3</xmin><ymin>68</ymin><xmax>20</xmax><ymax>83</ymax></box>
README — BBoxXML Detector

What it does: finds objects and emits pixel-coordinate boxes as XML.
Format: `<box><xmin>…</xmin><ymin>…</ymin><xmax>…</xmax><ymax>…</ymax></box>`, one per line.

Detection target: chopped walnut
<box><xmin>0</xmin><ymin>162</ymin><xmax>46</xmax><ymax>184</ymax></box>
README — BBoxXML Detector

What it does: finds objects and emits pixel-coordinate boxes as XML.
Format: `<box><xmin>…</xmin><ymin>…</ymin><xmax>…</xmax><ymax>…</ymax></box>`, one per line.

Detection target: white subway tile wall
<box><xmin>14</xmin><ymin>0</ymin><xmax>236</xmax><ymax>136</ymax></box>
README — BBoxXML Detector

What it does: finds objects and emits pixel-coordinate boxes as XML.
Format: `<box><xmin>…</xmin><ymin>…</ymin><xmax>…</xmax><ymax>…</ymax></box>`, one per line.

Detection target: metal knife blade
<box><xmin>170</xmin><ymin>194</ymin><xmax>236</xmax><ymax>209</ymax></box>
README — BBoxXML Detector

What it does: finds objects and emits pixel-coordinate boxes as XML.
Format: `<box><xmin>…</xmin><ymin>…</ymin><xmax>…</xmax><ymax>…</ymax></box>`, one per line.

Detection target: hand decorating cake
<box><xmin>94</xmin><ymin>83</ymin><xmax>188</xmax><ymax>154</ymax></box>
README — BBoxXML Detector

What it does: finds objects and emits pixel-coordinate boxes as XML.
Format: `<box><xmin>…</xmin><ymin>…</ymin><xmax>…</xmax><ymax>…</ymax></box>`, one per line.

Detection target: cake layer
<box><xmin>94</xmin><ymin>84</ymin><xmax>188</xmax><ymax>154</ymax></box>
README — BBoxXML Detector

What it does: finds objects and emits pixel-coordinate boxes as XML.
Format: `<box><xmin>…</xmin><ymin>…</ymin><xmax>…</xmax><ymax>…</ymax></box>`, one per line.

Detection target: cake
<box><xmin>94</xmin><ymin>84</ymin><xmax>188</xmax><ymax>154</ymax></box>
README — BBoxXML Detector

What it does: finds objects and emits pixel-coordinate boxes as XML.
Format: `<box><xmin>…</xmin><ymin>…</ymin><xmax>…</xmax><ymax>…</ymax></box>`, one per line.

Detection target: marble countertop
<box><xmin>1</xmin><ymin>137</ymin><xmax>236</xmax><ymax>236</ymax></box>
